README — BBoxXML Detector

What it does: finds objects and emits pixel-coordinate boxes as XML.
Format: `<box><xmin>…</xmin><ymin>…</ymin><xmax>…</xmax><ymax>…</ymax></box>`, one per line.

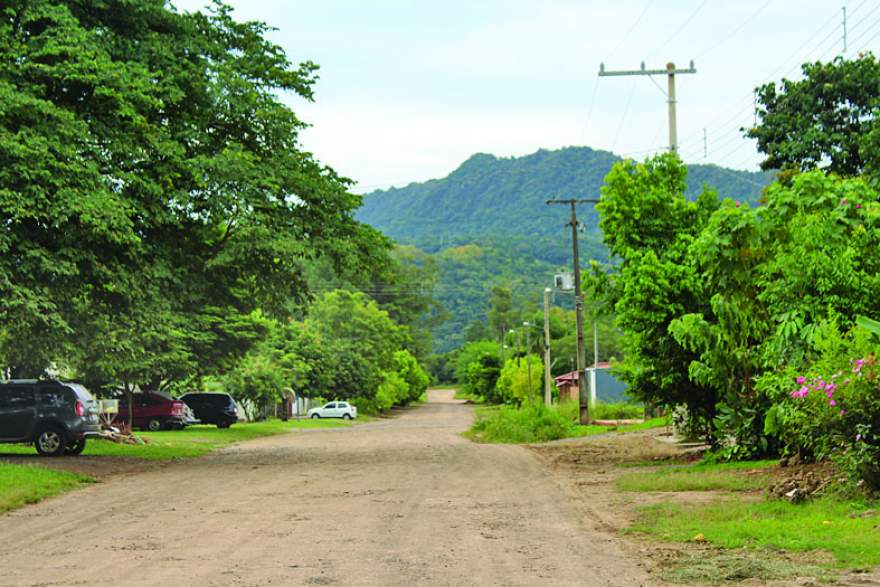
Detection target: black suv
<box><xmin>0</xmin><ymin>380</ymin><xmax>102</xmax><ymax>456</ymax></box>
<box><xmin>180</xmin><ymin>392</ymin><xmax>238</xmax><ymax>428</ymax></box>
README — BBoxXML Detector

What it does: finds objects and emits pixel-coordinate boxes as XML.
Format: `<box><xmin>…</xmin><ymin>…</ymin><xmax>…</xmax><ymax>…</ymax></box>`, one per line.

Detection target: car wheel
<box><xmin>64</xmin><ymin>439</ymin><xmax>87</xmax><ymax>456</ymax></box>
<box><xmin>35</xmin><ymin>426</ymin><xmax>68</xmax><ymax>457</ymax></box>
<box><xmin>342</xmin><ymin>413</ymin><xmax>352</xmax><ymax>420</ymax></box>
<box><xmin>217</xmin><ymin>420</ymin><xmax>231</xmax><ymax>429</ymax></box>
<box><xmin>310</xmin><ymin>414</ymin><xmax>320</xmax><ymax>419</ymax></box>
<box><xmin>146</xmin><ymin>418</ymin><xmax>163</xmax><ymax>432</ymax></box>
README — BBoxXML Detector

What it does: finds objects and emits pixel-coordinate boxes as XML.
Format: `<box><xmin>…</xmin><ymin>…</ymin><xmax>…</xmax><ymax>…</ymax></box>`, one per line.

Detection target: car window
<box><xmin>338</xmin><ymin>402</ymin><xmax>348</xmax><ymax>408</ymax></box>
<box><xmin>38</xmin><ymin>387</ymin><xmax>68</xmax><ymax>407</ymax></box>
<box><xmin>325</xmin><ymin>403</ymin><xmax>336</xmax><ymax>409</ymax></box>
<box><xmin>0</xmin><ymin>387</ymin><xmax>35</xmax><ymax>408</ymax></box>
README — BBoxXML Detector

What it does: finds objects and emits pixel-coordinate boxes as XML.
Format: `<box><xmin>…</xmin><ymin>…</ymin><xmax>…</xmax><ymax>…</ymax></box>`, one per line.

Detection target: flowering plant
<box><xmin>773</xmin><ymin>353</ymin><xmax>880</xmax><ymax>489</ymax></box>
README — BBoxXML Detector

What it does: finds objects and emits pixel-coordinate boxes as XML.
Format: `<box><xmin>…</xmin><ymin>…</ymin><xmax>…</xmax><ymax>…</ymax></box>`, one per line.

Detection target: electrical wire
<box><xmin>694</xmin><ymin>0</ymin><xmax>775</xmax><ymax>60</ymax></box>
<box><xmin>655</xmin><ymin>0</ymin><xmax>709</xmax><ymax>52</ymax></box>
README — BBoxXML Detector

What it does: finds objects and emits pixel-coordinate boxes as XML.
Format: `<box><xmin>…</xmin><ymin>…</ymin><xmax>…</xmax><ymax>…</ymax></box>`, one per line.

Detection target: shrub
<box><xmin>470</xmin><ymin>403</ymin><xmax>575</xmax><ymax>443</ymax></box>
<box><xmin>393</xmin><ymin>350</ymin><xmax>429</xmax><ymax>403</ymax></box>
<box><xmin>762</xmin><ymin>327</ymin><xmax>880</xmax><ymax>490</ymax></box>
<box><xmin>495</xmin><ymin>355</ymin><xmax>543</xmax><ymax>404</ymax></box>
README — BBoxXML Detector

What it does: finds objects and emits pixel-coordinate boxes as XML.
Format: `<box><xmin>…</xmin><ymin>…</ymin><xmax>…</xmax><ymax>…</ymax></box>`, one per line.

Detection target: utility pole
<box><xmin>524</xmin><ymin>321</ymin><xmax>533</xmax><ymax>404</ymax></box>
<box><xmin>516</xmin><ymin>328</ymin><xmax>522</xmax><ymax>367</ymax></box>
<box><xmin>598</xmin><ymin>61</ymin><xmax>697</xmax><ymax>153</ymax></box>
<box><xmin>546</xmin><ymin>198</ymin><xmax>598</xmax><ymax>425</ymax></box>
<box><xmin>500</xmin><ymin>325</ymin><xmax>506</xmax><ymax>366</ymax></box>
<box><xmin>543</xmin><ymin>288</ymin><xmax>552</xmax><ymax>407</ymax></box>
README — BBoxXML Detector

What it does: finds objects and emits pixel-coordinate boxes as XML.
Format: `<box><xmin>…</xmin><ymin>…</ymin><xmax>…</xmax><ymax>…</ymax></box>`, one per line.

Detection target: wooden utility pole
<box><xmin>543</xmin><ymin>288</ymin><xmax>552</xmax><ymax>407</ymax></box>
<box><xmin>598</xmin><ymin>61</ymin><xmax>697</xmax><ymax>153</ymax></box>
<box><xmin>546</xmin><ymin>198</ymin><xmax>598</xmax><ymax>425</ymax></box>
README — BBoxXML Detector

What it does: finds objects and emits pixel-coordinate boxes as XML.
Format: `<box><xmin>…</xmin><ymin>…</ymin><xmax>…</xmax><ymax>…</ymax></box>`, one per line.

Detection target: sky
<box><xmin>173</xmin><ymin>0</ymin><xmax>879</xmax><ymax>192</ymax></box>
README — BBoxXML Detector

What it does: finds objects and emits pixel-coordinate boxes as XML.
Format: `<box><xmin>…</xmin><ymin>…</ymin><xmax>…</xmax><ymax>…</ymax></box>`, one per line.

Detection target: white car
<box><xmin>307</xmin><ymin>401</ymin><xmax>357</xmax><ymax>420</ymax></box>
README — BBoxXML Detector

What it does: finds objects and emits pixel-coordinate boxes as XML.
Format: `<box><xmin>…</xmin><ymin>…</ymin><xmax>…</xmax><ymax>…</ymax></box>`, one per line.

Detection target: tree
<box><xmin>747</xmin><ymin>54</ymin><xmax>880</xmax><ymax>177</ymax></box>
<box><xmin>0</xmin><ymin>1</ymin><xmax>390</xmax><ymax>385</ymax></box>
<box><xmin>596</xmin><ymin>154</ymin><xmax>720</xmax><ymax>434</ymax></box>
<box><xmin>496</xmin><ymin>355</ymin><xmax>544</xmax><ymax>405</ymax></box>
<box><xmin>487</xmin><ymin>286</ymin><xmax>515</xmax><ymax>345</ymax></box>
<box><xmin>306</xmin><ymin>290</ymin><xmax>408</xmax><ymax>371</ymax></box>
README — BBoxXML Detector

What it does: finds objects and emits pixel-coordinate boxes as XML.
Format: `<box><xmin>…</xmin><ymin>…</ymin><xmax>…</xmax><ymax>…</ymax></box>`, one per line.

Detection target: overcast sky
<box><xmin>173</xmin><ymin>0</ymin><xmax>879</xmax><ymax>192</ymax></box>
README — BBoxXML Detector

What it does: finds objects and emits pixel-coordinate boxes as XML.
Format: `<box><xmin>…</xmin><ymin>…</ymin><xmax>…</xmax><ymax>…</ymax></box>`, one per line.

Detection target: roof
<box><xmin>554</xmin><ymin>363</ymin><xmax>614</xmax><ymax>385</ymax></box>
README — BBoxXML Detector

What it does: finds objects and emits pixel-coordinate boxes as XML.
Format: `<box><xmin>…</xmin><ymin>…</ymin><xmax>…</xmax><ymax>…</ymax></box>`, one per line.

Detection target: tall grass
<box><xmin>467</xmin><ymin>401</ymin><xmax>663</xmax><ymax>443</ymax></box>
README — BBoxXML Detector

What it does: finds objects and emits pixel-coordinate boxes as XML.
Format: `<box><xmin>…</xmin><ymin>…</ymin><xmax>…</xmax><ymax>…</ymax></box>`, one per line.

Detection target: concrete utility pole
<box><xmin>500</xmin><ymin>325</ymin><xmax>506</xmax><ymax>366</ymax></box>
<box><xmin>543</xmin><ymin>288</ymin><xmax>552</xmax><ymax>407</ymax></box>
<box><xmin>598</xmin><ymin>61</ymin><xmax>697</xmax><ymax>153</ymax></box>
<box><xmin>524</xmin><ymin>321</ymin><xmax>533</xmax><ymax>404</ymax></box>
<box><xmin>546</xmin><ymin>198</ymin><xmax>598</xmax><ymax>425</ymax></box>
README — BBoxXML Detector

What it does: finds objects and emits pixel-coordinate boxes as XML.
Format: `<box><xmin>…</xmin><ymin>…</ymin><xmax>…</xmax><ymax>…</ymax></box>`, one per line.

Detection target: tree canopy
<box><xmin>747</xmin><ymin>54</ymin><xmax>880</xmax><ymax>178</ymax></box>
<box><xmin>0</xmin><ymin>1</ymin><xmax>389</xmax><ymax>386</ymax></box>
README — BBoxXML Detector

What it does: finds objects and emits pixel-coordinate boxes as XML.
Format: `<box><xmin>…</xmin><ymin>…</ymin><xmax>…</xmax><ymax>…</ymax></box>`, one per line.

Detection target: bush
<box><xmin>470</xmin><ymin>403</ymin><xmax>575</xmax><ymax>443</ymax></box>
<box><xmin>393</xmin><ymin>350</ymin><xmax>429</xmax><ymax>403</ymax></box>
<box><xmin>495</xmin><ymin>355</ymin><xmax>543</xmax><ymax>404</ymax></box>
<box><xmin>761</xmin><ymin>326</ymin><xmax>880</xmax><ymax>490</ymax></box>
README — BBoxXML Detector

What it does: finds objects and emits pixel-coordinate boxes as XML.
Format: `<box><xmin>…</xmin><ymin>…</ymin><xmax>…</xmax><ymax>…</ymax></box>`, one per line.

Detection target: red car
<box><xmin>114</xmin><ymin>391</ymin><xmax>188</xmax><ymax>431</ymax></box>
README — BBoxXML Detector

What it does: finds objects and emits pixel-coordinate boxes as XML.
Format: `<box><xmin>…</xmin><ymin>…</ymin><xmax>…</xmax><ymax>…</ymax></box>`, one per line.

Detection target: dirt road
<box><xmin>0</xmin><ymin>390</ymin><xmax>656</xmax><ymax>586</ymax></box>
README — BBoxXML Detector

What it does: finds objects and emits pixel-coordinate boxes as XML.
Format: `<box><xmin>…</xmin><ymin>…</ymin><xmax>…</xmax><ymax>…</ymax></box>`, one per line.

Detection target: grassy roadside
<box><xmin>0</xmin><ymin>418</ymin><xmax>355</xmax><ymax>514</ymax></box>
<box><xmin>0</xmin><ymin>464</ymin><xmax>93</xmax><ymax>514</ymax></box>
<box><xmin>617</xmin><ymin>459</ymin><xmax>880</xmax><ymax>583</ymax></box>
<box><xmin>465</xmin><ymin>402</ymin><xmax>665</xmax><ymax>443</ymax></box>
<box><xmin>0</xmin><ymin>419</ymin><xmax>352</xmax><ymax>461</ymax></box>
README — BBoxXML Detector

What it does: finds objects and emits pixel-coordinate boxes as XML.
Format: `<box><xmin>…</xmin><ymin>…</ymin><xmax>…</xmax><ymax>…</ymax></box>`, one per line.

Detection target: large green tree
<box><xmin>747</xmin><ymin>54</ymin><xmax>880</xmax><ymax>177</ymax></box>
<box><xmin>0</xmin><ymin>1</ymin><xmax>389</xmax><ymax>385</ymax></box>
<box><xmin>596</xmin><ymin>154</ymin><xmax>720</xmax><ymax>432</ymax></box>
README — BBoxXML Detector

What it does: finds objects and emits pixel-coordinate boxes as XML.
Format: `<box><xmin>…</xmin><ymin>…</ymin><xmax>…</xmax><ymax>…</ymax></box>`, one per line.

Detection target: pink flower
<box><xmin>840</xmin><ymin>410</ymin><xmax>846</xmax><ymax>416</ymax></box>
<box><xmin>856</xmin><ymin>203</ymin><xmax>862</xmax><ymax>209</ymax></box>
<box><xmin>796</xmin><ymin>376</ymin><xmax>806</xmax><ymax>385</ymax></box>
<box><xmin>829</xmin><ymin>399</ymin><xmax>837</xmax><ymax>406</ymax></box>
<box><xmin>735</xmin><ymin>200</ymin><xmax>741</xmax><ymax>208</ymax></box>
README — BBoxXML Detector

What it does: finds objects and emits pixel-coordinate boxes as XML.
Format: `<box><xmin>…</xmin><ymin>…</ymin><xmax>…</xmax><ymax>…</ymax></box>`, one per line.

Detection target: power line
<box><xmin>610</xmin><ymin>79</ymin><xmax>637</xmax><ymax>152</ymax></box>
<box><xmin>694</xmin><ymin>0</ymin><xmax>775</xmax><ymax>60</ymax></box>
<box><xmin>655</xmin><ymin>0</ymin><xmax>709</xmax><ymax>52</ymax></box>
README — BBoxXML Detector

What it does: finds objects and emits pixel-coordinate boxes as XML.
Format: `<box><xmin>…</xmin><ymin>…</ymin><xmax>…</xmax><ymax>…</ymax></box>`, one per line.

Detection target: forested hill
<box><xmin>357</xmin><ymin>147</ymin><xmax>774</xmax><ymax>352</ymax></box>
<box><xmin>359</xmin><ymin>146</ymin><xmax>773</xmax><ymax>260</ymax></box>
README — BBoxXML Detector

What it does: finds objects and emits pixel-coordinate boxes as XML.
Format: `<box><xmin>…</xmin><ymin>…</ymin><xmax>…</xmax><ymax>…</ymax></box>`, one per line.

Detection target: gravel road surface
<box><xmin>0</xmin><ymin>390</ymin><xmax>654</xmax><ymax>586</ymax></box>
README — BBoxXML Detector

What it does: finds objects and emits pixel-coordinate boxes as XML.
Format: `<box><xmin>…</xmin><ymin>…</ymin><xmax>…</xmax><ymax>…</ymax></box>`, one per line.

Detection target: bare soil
<box><xmin>528</xmin><ymin>429</ymin><xmax>880</xmax><ymax>587</ymax></box>
<box><xmin>0</xmin><ymin>390</ymin><xmax>662</xmax><ymax>586</ymax></box>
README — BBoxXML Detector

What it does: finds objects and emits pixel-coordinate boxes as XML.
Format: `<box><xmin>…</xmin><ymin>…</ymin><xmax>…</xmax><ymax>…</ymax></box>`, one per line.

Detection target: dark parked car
<box><xmin>115</xmin><ymin>391</ymin><xmax>188</xmax><ymax>431</ymax></box>
<box><xmin>180</xmin><ymin>392</ymin><xmax>238</xmax><ymax>428</ymax></box>
<box><xmin>0</xmin><ymin>380</ymin><xmax>102</xmax><ymax>456</ymax></box>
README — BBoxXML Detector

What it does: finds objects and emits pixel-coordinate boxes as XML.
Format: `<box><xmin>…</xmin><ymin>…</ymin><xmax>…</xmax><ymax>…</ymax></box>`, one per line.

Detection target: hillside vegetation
<box><xmin>358</xmin><ymin>147</ymin><xmax>774</xmax><ymax>351</ymax></box>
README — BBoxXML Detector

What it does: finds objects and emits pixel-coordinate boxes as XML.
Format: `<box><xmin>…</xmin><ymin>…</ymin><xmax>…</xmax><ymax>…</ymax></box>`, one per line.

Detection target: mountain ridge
<box><xmin>356</xmin><ymin>146</ymin><xmax>775</xmax><ymax>352</ymax></box>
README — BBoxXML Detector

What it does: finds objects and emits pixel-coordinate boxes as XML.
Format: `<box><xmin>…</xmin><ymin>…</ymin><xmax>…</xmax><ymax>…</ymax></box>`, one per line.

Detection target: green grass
<box><xmin>0</xmin><ymin>463</ymin><xmax>93</xmax><ymax>514</ymax></box>
<box><xmin>628</xmin><ymin>496</ymin><xmax>880</xmax><ymax>569</ymax></box>
<box><xmin>0</xmin><ymin>419</ymin><xmax>350</xmax><ymax>461</ymax></box>
<box><xmin>616</xmin><ymin>460</ymin><xmax>777</xmax><ymax>492</ymax></box>
<box><xmin>466</xmin><ymin>401</ymin><xmax>666</xmax><ymax>444</ymax></box>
